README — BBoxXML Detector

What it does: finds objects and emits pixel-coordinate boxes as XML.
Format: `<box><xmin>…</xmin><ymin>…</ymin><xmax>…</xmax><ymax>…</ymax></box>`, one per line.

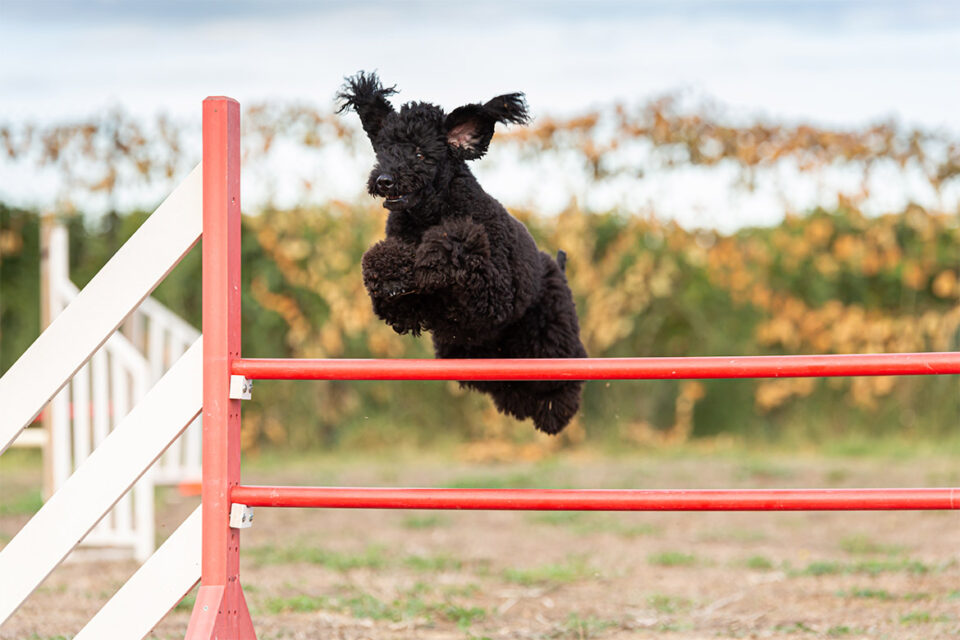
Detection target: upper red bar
<box><xmin>232</xmin><ymin>352</ymin><xmax>960</xmax><ymax>381</ymax></box>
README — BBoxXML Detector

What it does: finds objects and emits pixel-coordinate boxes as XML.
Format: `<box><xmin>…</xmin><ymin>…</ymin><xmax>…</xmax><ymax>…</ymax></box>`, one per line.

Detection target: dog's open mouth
<box><xmin>383</xmin><ymin>193</ymin><xmax>416</xmax><ymax>210</ymax></box>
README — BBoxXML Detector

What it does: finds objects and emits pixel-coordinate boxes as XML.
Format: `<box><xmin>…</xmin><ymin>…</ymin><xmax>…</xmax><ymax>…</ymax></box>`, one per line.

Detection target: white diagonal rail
<box><xmin>0</xmin><ymin>163</ymin><xmax>202</xmax><ymax>455</ymax></box>
<box><xmin>0</xmin><ymin>339</ymin><xmax>202</xmax><ymax>625</ymax></box>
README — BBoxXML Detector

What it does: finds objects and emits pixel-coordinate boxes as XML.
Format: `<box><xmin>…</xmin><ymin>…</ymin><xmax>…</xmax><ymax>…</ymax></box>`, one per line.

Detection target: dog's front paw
<box><xmin>362</xmin><ymin>238</ymin><xmax>417</xmax><ymax>300</ymax></box>
<box><xmin>414</xmin><ymin>218</ymin><xmax>490</xmax><ymax>291</ymax></box>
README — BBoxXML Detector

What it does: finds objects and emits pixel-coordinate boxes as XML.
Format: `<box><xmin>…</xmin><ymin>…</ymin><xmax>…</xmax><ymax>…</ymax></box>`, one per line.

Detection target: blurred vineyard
<box><xmin>1</xmin><ymin>98</ymin><xmax>958</xmax><ymax>455</ymax></box>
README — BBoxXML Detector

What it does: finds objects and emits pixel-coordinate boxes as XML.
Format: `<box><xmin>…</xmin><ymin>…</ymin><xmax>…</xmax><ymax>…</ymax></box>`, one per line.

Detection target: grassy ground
<box><xmin>2</xmin><ymin>446</ymin><xmax>960</xmax><ymax>639</ymax></box>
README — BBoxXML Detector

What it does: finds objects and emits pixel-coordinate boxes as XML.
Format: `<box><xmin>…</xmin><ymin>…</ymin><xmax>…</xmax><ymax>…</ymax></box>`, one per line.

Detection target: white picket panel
<box><xmin>26</xmin><ymin>219</ymin><xmax>201</xmax><ymax>560</ymax></box>
<box><xmin>0</xmin><ymin>339</ymin><xmax>202</xmax><ymax>625</ymax></box>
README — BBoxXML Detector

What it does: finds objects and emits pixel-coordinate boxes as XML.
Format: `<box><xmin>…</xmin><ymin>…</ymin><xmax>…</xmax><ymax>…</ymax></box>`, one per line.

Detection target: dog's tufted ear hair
<box><xmin>336</xmin><ymin>71</ymin><xmax>398</xmax><ymax>141</ymax></box>
<box><xmin>445</xmin><ymin>93</ymin><xmax>529</xmax><ymax>160</ymax></box>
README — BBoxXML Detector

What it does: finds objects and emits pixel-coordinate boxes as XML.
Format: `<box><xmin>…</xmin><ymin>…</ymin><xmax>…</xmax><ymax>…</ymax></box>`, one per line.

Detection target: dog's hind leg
<box><xmin>528</xmin><ymin>382</ymin><xmax>583</xmax><ymax>434</ymax></box>
<box><xmin>466</xmin><ymin>380</ymin><xmax>583</xmax><ymax>435</ymax></box>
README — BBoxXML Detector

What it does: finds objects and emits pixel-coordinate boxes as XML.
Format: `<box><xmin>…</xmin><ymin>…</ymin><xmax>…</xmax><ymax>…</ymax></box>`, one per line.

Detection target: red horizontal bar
<box><xmin>232</xmin><ymin>352</ymin><xmax>960</xmax><ymax>381</ymax></box>
<box><xmin>230</xmin><ymin>486</ymin><xmax>959</xmax><ymax>511</ymax></box>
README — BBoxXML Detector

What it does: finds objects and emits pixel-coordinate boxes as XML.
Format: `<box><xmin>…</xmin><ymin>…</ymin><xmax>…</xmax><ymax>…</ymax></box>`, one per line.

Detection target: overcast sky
<box><xmin>3</xmin><ymin>0</ymin><xmax>959</xmax><ymax>130</ymax></box>
<box><xmin>2</xmin><ymin>1</ymin><xmax>958</xmax><ymax>227</ymax></box>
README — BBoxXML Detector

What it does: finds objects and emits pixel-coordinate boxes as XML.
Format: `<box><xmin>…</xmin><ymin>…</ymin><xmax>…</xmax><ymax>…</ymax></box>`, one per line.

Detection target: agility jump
<box><xmin>0</xmin><ymin>96</ymin><xmax>957</xmax><ymax>640</ymax></box>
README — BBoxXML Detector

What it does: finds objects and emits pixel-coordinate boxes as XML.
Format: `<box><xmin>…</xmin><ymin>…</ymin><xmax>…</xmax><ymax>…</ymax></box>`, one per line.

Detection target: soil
<box><xmin>2</xmin><ymin>451</ymin><xmax>959</xmax><ymax>639</ymax></box>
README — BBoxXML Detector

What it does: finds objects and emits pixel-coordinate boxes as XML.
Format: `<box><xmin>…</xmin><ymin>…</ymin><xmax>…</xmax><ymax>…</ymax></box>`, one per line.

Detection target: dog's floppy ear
<box><xmin>336</xmin><ymin>71</ymin><xmax>397</xmax><ymax>140</ymax></box>
<box><xmin>445</xmin><ymin>93</ymin><xmax>529</xmax><ymax>160</ymax></box>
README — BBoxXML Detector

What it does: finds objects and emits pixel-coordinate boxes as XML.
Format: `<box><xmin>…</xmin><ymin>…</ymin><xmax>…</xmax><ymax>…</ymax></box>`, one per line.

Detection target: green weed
<box><xmin>798</xmin><ymin>558</ymin><xmax>928</xmax><ymax>577</ymax></box>
<box><xmin>773</xmin><ymin>621</ymin><xmax>816</xmax><ymax>634</ymax></box>
<box><xmin>246</xmin><ymin>543</ymin><xmax>387</xmax><ymax>571</ymax></box>
<box><xmin>647</xmin><ymin>551</ymin><xmax>698</xmax><ymax>567</ymax></box>
<box><xmin>529</xmin><ymin>511</ymin><xmax>660</xmax><ymax>538</ymax></box>
<box><xmin>744</xmin><ymin>555</ymin><xmax>774</xmax><ymax>571</ymax></box>
<box><xmin>836</xmin><ymin>587</ymin><xmax>893</xmax><ymax>600</ymax></box>
<box><xmin>265</xmin><ymin>594</ymin><xmax>329</xmax><ymax>614</ymax></box>
<box><xmin>447</xmin><ymin>472</ymin><xmax>543</xmax><ymax>489</ymax></box>
<box><xmin>403</xmin><ymin>553</ymin><xmax>463</xmax><ymax>572</ymax></box>
<box><xmin>826</xmin><ymin>626</ymin><xmax>860</xmax><ymax>636</ymax></box>
<box><xmin>899</xmin><ymin>611</ymin><xmax>932</xmax><ymax>625</ymax></box>
<box><xmin>404</xmin><ymin>581</ymin><xmax>431</xmax><ymax>597</ymax></box>
<box><xmin>342</xmin><ymin>592</ymin><xmax>400</xmax><ymax>621</ymax></box>
<box><xmin>503</xmin><ymin>556</ymin><xmax>594</xmax><ymax>585</ymax></box>
<box><xmin>839</xmin><ymin>534</ymin><xmax>905</xmax><ymax>556</ymax></box>
<box><xmin>440</xmin><ymin>604</ymin><xmax>486</xmax><ymax>630</ymax></box>
<box><xmin>647</xmin><ymin>594</ymin><xmax>692</xmax><ymax>613</ymax></box>
<box><xmin>557</xmin><ymin>613</ymin><xmax>619</xmax><ymax>638</ymax></box>
<box><xmin>401</xmin><ymin>514</ymin><xmax>450</xmax><ymax>529</ymax></box>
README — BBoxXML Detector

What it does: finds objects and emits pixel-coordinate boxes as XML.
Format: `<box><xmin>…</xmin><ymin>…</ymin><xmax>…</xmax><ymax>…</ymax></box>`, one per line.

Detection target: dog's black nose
<box><xmin>376</xmin><ymin>174</ymin><xmax>394</xmax><ymax>192</ymax></box>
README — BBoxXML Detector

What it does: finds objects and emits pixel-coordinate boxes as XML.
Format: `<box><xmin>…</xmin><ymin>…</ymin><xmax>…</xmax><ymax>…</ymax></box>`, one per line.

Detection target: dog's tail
<box><xmin>556</xmin><ymin>250</ymin><xmax>567</xmax><ymax>273</ymax></box>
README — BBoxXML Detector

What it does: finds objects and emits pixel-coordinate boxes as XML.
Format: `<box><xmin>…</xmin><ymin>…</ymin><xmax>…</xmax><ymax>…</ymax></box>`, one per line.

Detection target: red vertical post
<box><xmin>185</xmin><ymin>97</ymin><xmax>256</xmax><ymax>639</ymax></box>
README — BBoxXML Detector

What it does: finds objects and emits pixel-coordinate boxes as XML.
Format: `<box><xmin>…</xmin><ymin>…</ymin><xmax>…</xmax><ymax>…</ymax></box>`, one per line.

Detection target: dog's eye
<box><xmin>415</xmin><ymin>149</ymin><xmax>425</xmax><ymax>161</ymax></box>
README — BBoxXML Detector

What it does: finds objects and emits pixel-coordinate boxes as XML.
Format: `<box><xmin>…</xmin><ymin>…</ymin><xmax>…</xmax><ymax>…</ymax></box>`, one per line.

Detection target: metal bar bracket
<box><xmin>229</xmin><ymin>375</ymin><xmax>252</xmax><ymax>400</ymax></box>
<box><xmin>229</xmin><ymin>503</ymin><xmax>254</xmax><ymax>529</ymax></box>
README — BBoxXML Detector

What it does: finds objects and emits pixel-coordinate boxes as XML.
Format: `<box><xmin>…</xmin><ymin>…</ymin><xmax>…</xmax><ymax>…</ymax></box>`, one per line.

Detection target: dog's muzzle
<box><xmin>374</xmin><ymin>173</ymin><xmax>419</xmax><ymax>210</ymax></box>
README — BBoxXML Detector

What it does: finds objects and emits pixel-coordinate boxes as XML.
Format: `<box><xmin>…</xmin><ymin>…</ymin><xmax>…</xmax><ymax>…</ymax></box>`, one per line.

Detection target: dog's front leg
<box><xmin>361</xmin><ymin>237</ymin><xmax>426</xmax><ymax>335</ymax></box>
<box><xmin>414</xmin><ymin>218</ymin><xmax>514</xmax><ymax>328</ymax></box>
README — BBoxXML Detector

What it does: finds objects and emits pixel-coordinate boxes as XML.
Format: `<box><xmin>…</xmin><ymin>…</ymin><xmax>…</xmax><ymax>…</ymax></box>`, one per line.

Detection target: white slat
<box><xmin>0</xmin><ymin>339</ymin><xmax>202</xmax><ymax>624</ymax></box>
<box><xmin>71</xmin><ymin>365</ymin><xmax>91</xmax><ymax>465</ymax></box>
<box><xmin>50</xmin><ymin>386</ymin><xmax>71</xmax><ymax>488</ymax></box>
<box><xmin>130</xmin><ymin>360</ymin><xmax>155</xmax><ymax>563</ymax></box>
<box><xmin>147</xmin><ymin>317</ymin><xmax>166</xmax><ymax>382</ymax></box>
<box><xmin>110</xmin><ymin>357</ymin><xmax>134</xmax><ymax>538</ymax></box>
<box><xmin>0</xmin><ymin>164</ymin><xmax>202</xmax><ymax>454</ymax></box>
<box><xmin>90</xmin><ymin>351</ymin><xmax>110</xmax><ymax>446</ymax></box>
<box><xmin>162</xmin><ymin>335</ymin><xmax>185</xmax><ymax>472</ymax></box>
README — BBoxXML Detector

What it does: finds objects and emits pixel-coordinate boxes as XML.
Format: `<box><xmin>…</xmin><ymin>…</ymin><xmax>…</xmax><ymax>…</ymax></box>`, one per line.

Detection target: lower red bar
<box><xmin>230</xmin><ymin>486</ymin><xmax>959</xmax><ymax>511</ymax></box>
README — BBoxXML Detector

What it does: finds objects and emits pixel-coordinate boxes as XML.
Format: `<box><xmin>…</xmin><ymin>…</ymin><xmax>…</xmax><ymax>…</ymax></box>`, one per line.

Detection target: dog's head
<box><xmin>337</xmin><ymin>71</ymin><xmax>529</xmax><ymax>212</ymax></box>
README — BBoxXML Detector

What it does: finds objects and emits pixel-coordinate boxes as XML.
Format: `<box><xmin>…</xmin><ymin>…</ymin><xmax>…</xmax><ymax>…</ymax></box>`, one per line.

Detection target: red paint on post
<box><xmin>232</xmin><ymin>352</ymin><xmax>960</xmax><ymax>381</ymax></box>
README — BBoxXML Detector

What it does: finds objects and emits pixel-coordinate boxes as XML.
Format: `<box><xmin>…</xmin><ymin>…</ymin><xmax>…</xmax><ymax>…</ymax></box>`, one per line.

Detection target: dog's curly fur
<box><xmin>338</xmin><ymin>71</ymin><xmax>588</xmax><ymax>434</ymax></box>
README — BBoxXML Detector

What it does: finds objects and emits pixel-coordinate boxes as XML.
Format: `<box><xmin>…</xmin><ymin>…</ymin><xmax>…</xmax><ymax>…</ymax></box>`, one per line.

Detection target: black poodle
<box><xmin>337</xmin><ymin>71</ymin><xmax>587</xmax><ymax>434</ymax></box>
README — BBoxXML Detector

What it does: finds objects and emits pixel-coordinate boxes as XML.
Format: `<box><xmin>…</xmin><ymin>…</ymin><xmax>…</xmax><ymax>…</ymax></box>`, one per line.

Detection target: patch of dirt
<box><xmin>3</xmin><ymin>453</ymin><xmax>960</xmax><ymax>639</ymax></box>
